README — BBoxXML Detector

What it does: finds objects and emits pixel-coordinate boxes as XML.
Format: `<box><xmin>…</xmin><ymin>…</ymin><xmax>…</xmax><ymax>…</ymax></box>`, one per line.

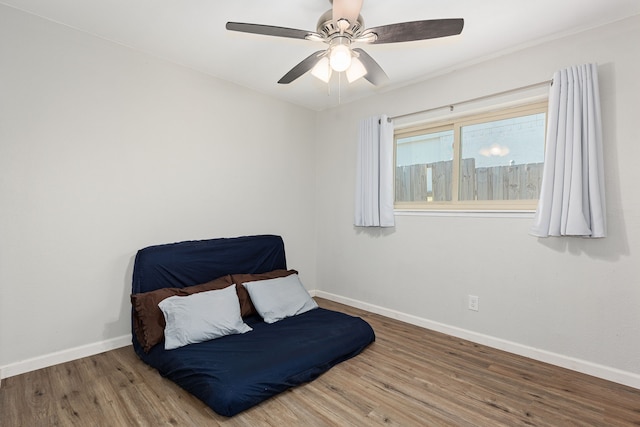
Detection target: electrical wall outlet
<box><xmin>468</xmin><ymin>295</ymin><xmax>479</xmax><ymax>311</ymax></box>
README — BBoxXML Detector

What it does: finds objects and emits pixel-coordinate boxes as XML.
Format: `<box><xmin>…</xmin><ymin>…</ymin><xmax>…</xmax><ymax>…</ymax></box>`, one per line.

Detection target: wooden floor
<box><xmin>2</xmin><ymin>298</ymin><xmax>640</xmax><ymax>426</ymax></box>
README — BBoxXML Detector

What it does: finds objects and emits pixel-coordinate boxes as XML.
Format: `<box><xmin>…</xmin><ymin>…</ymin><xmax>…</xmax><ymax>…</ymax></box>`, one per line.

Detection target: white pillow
<box><xmin>242</xmin><ymin>274</ymin><xmax>318</xmax><ymax>324</ymax></box>
<box><xmin>158</xmin><ymin>284</ymin><xmax>252</xmax><ymax>350</ymax></box>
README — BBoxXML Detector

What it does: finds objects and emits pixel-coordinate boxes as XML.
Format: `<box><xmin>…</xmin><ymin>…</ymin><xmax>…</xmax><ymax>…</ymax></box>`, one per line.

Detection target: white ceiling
<box><xmin>2</xmin><ymin>0</ymin><xmax>639</xmax><ymax>111</ymax></box>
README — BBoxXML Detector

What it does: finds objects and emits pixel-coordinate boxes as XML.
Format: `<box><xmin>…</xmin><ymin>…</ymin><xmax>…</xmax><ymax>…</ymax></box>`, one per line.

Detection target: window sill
<box><xmin>394</xmin><ymin>209</ymin><xmax>536</xmax><ymax>219</ymax></box>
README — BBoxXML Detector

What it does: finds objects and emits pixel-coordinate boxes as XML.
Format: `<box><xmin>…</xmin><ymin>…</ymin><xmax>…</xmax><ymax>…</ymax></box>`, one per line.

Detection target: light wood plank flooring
<box><xmin>2</xmin><ymin>298</ymin><xmax>639</xmax><ymax>426</ymax></box>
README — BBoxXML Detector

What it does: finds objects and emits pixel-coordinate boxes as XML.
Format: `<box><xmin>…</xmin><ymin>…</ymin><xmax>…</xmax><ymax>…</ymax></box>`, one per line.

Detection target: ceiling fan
<box><xmin>226</xmin><ymin>0</ymin><xmax>464</xmax><ymax>86</ymax></box>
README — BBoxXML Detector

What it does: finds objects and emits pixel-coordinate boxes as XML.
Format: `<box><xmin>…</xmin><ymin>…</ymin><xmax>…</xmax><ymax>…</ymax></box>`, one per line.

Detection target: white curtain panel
<box><xmin>354</xmin><ymin>115</ymin><xmax>395</xmax><ymax>227</ymax></box>
<box><xmin>530</xmin><ymin>64</ymin><xmax>606</xmax><ymax>238</ymax></box>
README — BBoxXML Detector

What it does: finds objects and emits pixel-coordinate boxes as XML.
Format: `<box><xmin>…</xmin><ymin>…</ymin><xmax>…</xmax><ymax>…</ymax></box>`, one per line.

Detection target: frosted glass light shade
<box><xmin>329</xmin><ymin>44</ymin><xmax>352</xmax><ymax>72</ymax></box>
<box><xmin>346</xmin><ymin>57</ymin><xmax>367</xmax><ymax>83</ymax></box>
<box><xmin>311</xmin><ymin>57</ymin><xmax>332</xmax><ymax>83</ymax></box>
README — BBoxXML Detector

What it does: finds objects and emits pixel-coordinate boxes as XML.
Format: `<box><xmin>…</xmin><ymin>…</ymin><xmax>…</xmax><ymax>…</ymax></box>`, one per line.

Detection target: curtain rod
<box><xmin>388</xmin><ymin>79</ymin><xmax>552</xmax><ymax>122</ymax></box>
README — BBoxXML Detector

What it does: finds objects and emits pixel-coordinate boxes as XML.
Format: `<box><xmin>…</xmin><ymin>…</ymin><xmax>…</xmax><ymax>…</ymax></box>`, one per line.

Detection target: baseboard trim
<box><xmin>0</xmin><ymin>335</ymin><xmax>131</xmax><ymax>380</ymax></box>
<box><xmin>4</xmin><ymin>294</ymin><xmax>639</xmax><ymax>390</ymax></box>
<box><xmin>312</xmin><ymin>290</ymin><xmax>640</xmax><ymax>390</ymax></box>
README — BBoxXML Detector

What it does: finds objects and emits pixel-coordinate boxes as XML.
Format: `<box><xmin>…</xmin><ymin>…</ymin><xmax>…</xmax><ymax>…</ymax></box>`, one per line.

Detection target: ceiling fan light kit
<box><xmin>346</xmin><ymin>56</ymin><xmax>367</xmax><ymax>83</ymax></box>
<box><xmin>226</xmin><ymin>0</ymin><xmax>464</xmax><ymax>87</ymax></box>
<box><xmin>311</xmin><ymin>56</ymin><xmax>332</xmax><ymax>83</ymax></box>
<box><xmin>328</xmin><ymin>37</ymin><xmax>352</xmax><ymax>72</ymax></box>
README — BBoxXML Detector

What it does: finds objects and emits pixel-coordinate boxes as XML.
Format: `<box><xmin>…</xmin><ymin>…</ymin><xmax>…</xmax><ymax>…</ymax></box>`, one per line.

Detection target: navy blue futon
<box><xmin>131</xmin><ymin>235</ymin><xmax>375</xmax><ymax>417</ymax></box>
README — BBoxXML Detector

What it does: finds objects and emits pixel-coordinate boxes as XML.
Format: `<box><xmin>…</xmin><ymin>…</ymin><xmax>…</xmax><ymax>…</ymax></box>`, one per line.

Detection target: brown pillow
<box><xmin>231</xmin><ymin>269</ymin><xmax>298</xmax><ymax>317</ymax></box>
<box><xmin>131</xmin><ymin>274</ymin><xmax>234</xmax><ymax>352</ymax></box>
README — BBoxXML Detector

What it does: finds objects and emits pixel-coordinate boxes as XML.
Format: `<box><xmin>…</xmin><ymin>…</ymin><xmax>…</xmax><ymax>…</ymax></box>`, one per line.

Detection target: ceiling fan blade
<box><xmin>332</xmin><ymin>0</ymin><xmax>363</xmax><ymax>23</ymax></box>
<box><xmin>367</xmin><ymin>18</ymin><xmax>464</xmax><ymax>44</ymax></box>
<box><xmin>278</xmin><ymin>50</ymin><xmax>326</xmax><ymax>84</ymax></box>
<box><xmin>352</xmin><ymin>48</ymin><xmax>388</xmax><ymax>86</ymax></box>
<box><xmin>226</xmin><ymin>22</ymin><xmax>312</xmax><ymax>40</ymax></box>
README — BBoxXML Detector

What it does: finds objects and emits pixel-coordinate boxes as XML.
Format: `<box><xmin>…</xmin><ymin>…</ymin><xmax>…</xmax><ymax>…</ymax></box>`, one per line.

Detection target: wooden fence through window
<box><xmin>395</xmin><ymin>159</ymin><xmax>544</xmax><ymax>202</ymax></box>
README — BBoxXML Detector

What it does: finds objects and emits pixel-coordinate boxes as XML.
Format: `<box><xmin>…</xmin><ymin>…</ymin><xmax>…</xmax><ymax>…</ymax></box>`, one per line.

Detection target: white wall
<box><xmin>315</xmin><ymin>15</ymin><xmax>640</xmax><ymax>382</ymax></box>
<box><xmin>0</xmin><ymin>5</ymin><xmax>317</xmax><ymax>371</ymax></box>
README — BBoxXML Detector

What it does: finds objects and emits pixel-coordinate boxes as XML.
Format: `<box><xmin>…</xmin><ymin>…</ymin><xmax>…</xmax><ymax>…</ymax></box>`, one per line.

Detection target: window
<box><xmin>394</xmin><ymin>102</ymin><xmax>547</xmax><ymax>211</ymax></box>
